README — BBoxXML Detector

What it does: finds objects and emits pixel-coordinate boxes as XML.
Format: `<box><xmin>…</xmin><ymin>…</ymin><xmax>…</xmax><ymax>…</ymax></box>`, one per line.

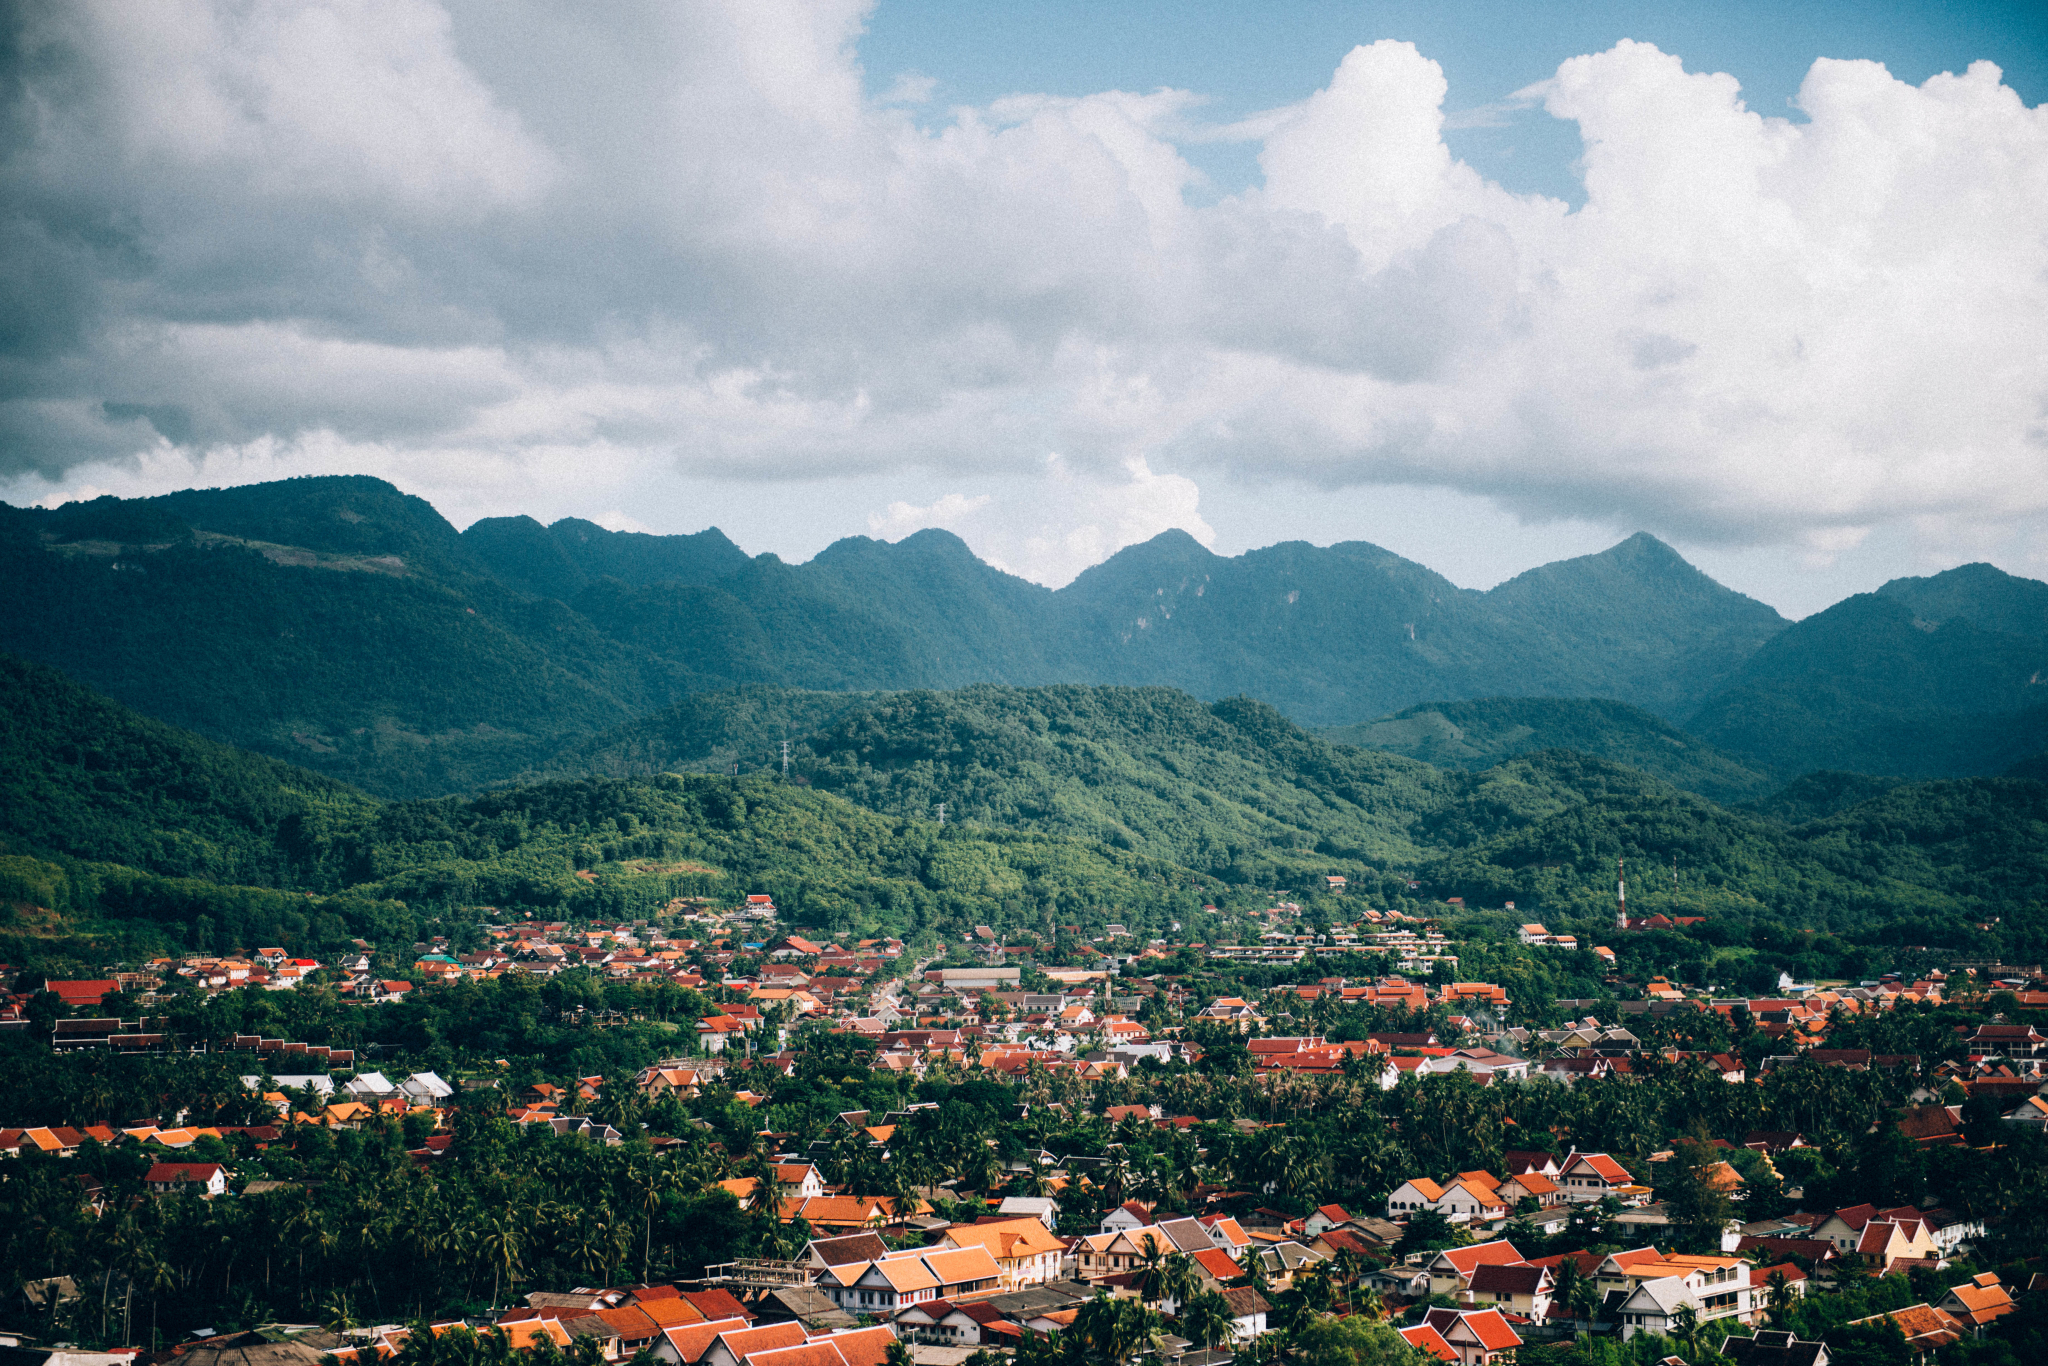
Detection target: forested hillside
<box><xmin>1688</xmin><ymin>563</ymin><xmax>2048</xmax><ymax>778</ymax></box>
<box><xmin>1323</xmin><ymin>696</ymin><xmax>1778</xmax><ymax>803</ymax></box>
<box><xmin>6</xmin><ymin>659</ymin><xmax>2045</xmax><ymax>977</ymax></box>
<box><xmin>1</xmin><ymin>476</ymin><xmax>1799</xmax><ymax>798</ymax></box>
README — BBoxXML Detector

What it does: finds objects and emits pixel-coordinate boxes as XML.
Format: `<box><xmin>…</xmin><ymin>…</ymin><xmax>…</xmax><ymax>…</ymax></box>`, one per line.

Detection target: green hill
<box><xmin>1321</xmin><ymin>697</ymin><xmax>1778</xmax><ymax>803</ymax></box>
<box><xmin>0</xmin><ymin>652</ymin><xmax>374</xmax><ymax>887</ymax></box>
<box><xmin>0</xmin><ymin>660</ymin><xmax>1221</xmax><ymax>960</ymax></box>
<box><xmin>1687</xmin><ymin>565</ymin><xmax>2048</xmax><ymax>778</ymax></box>
<box><xmin>4</xmin><ymin>662</ymin><xmax>2046</xmax><ymax>977</ymax></box>
<box><xmin>0</xmin><ymin>478</ymin><xmax>1806</xmax><ymax>797</ymax></box>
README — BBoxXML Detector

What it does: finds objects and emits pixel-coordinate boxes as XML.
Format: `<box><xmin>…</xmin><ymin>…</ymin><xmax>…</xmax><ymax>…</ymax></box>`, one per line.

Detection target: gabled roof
<box><xmin>921</xmin><ymin>1245</ymin><xmax>1003</xmax><ymax>1285</ymax></box>
<box><xmin>740</xmin><ymin>1344</ymin><xmax>844</xmax><ymax>1366</ymax></box>
<box><xmin>711</xmin><ymin>1322</ymin><xmax>808</xmax><ymax>1360</ymax></box>
<box><xmin>1469</xmin><ymin>1262</ymin><xmax>1548</xmax><ymax>1295</ymax></box>
<box><xmin>1400</xmin><ymin>1324</ymin><xmax>1458</xmax><ymax>1362</ymax></box>
<box><xmin>863</xmin><ymin>1257</ymin><xmax>938</xmax><ymax>1293</ymax></box>
<box><xmin>659</xmin><ymin>1318</ymin><xmax>753</xmax><ymax>1364</ymax></box>
<box><xmin>1432</xmin><ymin>1240</ymin><xmax>1526</xmax><ymax>1276</ymax></box>
<box><xmin>943</xmin><ymin>1217</ymin><xmax>1063</xmax><ymax>1258</ymax></box>
<box><xmin>814</xmin><ymin>1326</ymin><xmax>896</xmax><ymax>1366</ymax></box>
<box><xmin>1424</xmin><ymin>1307</ymin><xmax>1523</xmax><ymax>1352</ymax></box>
<box><xmin>680</xmin><ymin>1289</ymin><xmax>755</xmax><ymax>1324</ymax></box>
<box><xmin>1562</xmin><ymin>1151</ymin><xmax>1631</xmax><ymax>1183</ymax></box>
<box><xmin>1190</xmin><ymin>1247</ymin><xmax>1243</xmax><ymax>1280</ymax></box>
<box><xmin>1398</xmin><ymin>1176</ymin><xmax>1446</xmax><ymax>1202</ymax></box>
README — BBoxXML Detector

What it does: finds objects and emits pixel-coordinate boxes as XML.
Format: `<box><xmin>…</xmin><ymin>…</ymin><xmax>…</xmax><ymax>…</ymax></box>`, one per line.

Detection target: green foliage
<box><xmin>1325</xmin><ymin>696</ymin><xmax>1778</xmax><ymax>804</ymax></box>
<box><xmin>0</xmin><ymin>478</ymin><xmax>1800</xmax><ymax>798</ymax></box>
<box><xmin>1689</xmin><ymin>566</ymin><xmax>2048</xmax><ymax>779</ymax></box>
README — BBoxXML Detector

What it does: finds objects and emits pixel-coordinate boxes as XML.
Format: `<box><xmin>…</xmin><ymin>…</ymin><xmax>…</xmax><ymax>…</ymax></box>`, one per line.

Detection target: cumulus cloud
<box><xmin>1</xmin><ymin>2</ymin><xmax>2044</xmax><ymax>584</ymax></box>
<box><xmin>863</xmin><ymin>457</ymin><xmax>1213</xmax><ymax>587</ymax></box>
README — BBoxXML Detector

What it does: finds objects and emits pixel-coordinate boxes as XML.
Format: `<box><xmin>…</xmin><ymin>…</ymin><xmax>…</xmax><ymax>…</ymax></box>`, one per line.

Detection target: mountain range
<box><xmin>2</xmin><ymin>475</ymin><xmax>2045</xmax><ymax>798</ymax></box>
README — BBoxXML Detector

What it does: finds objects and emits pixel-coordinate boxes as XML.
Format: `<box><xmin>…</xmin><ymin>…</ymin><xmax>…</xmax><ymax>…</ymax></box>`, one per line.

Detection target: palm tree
<box><xmin>1133</xmin><ymin>1237</ymin><xmax>1170</xmax><ymax>1306</ymax></box>
<box><xmin>475</xmin><ymin>1216</ymin><xmax>523</xmax><ymax>1311</ymax></box>
<box><xmin>1161</xmin><ymin>1251</ymin><xmax>1199</xmax><ymax>1313</ymax></box>
<box><xmin>1239</xmin><ymin>1247</ymin><xmax>1272</xmax><ymax>1301</ymax></box>
<box><xmin>1766</xmin><ymin>1269</ymin><xmax>1795</xmax><ymax>1328</ymax></box>
<box><xmin>1672</xmin><ymin>1303</ymin><xmax>1701</xmax><ymax>1360</ymax></box>
<box><xmin>1178</xmin><ymin>1288</ymin><xmax>1235</xmax><ymax>1349</ymax></box>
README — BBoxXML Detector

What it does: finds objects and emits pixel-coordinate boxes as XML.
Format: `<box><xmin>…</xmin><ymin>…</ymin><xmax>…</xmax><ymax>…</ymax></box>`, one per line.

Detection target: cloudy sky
<box><xmin>3</xmin><ymin>0</ymin><xmax>2045</xmax><ymax>616</ymax></box>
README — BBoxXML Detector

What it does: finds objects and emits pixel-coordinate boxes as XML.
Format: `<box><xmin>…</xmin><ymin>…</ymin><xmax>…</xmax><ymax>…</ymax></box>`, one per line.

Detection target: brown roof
<box><xmin>681</xmin><ymin>1289</ymin><xmax>756</xmax><ymax>1324</ymax></box>
<box><xmin>809</xmin><ymin>1232</ymin><xmax>890</xmax><ymax>1266</ymax></box>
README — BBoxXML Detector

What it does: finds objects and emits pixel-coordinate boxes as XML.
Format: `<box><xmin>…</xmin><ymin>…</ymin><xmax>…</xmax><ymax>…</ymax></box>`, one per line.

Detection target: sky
<box><xmin>2</xmin><ymin>1</ymin><xmax>2045</xmax><ymax>618</ymax></box>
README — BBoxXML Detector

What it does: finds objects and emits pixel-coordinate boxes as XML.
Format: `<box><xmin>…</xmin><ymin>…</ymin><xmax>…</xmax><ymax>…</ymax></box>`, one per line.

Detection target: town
<box><xmin>3</xmin><ymin>886</ymin><xmax>2044</xmax><ymax>1366</ymax></box>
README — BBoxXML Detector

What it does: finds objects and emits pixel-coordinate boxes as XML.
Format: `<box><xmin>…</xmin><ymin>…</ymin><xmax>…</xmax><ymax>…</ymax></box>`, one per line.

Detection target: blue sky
<box><xmin>860</xmin><ymin>0</ymin><xmax>2047</xmax><ymax>203</ymax></box>
<box><xmin>3</xmin><ymin>0</ymin><xmax>2046</xmax><ymax>618</ymax></box>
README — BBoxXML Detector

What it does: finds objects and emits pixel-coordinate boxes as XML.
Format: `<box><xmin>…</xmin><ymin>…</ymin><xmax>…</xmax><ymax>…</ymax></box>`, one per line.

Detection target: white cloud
<box><xmin>862</xmin><ymin>457</ymin><xmax>1214</xmax><ymax>587</ymax></box>
<box><xmin>2</xmin><ymin>3</ymin><xmax>2045</xmax><ymax>588</ymax></box>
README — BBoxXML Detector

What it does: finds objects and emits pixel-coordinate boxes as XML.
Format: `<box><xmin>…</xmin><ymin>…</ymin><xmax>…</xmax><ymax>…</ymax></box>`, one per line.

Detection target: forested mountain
<box><xmin>6</xmin><ymin>658</ymin><xmax>2045</xmax><ymax>977</ymax></box>
<box><xmin>7</xmin><ymin>476</ymin><xmax>2044</xmax><ymax>800</ymax></box>
<box><xmin>1687</xmin><ymin>563</ymin><xmax>2048</xmax><ymax>778</ymax></box>
<box><xmin>2</xmin><ymin>477</ymin><xmax>1795</xmax><ymax>798</ymax></box>
<box><xmin>1322</xmin><ymin>696</ymin><xmax>1778</xmax><ymax>803</ymax></box>
<box><xmin>1048</xmin><ymin>529</ymin><xmax>1785</xmax><ymax>723</ymax></box>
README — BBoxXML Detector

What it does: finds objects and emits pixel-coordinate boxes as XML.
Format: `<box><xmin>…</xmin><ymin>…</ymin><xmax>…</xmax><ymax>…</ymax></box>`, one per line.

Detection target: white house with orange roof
<box><xmin>1426</xmin><ymin>1240</ymin><xmax>1529</xmax><ymax>1297</ymax></box>
<box><xmin>1558</xmin><ymin>1150</ymin><xmax>1642</xmax><ymax>1203</ymax></box>
<box><xmin>1420</xmin><ymin>1307</ymin><xmax>1523</xmax><ymax>1366</ymax></box>
<box><xmin>1388</xmin><ymin>1177</ymin><xmax>1446</xmax><ymax>1218</ymax></box>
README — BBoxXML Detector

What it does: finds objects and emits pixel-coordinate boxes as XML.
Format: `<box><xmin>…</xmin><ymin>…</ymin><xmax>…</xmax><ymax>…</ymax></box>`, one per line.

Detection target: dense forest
<box><xmin>4</xmin><ymin>656</ymin><xmax>2046</xmax><ymax>977</ymax></box>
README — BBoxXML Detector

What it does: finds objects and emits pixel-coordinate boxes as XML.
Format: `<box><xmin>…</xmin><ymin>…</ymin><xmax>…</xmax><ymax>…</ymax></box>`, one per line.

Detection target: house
<box><xmin>1935</xmin><ymin>1273</ymin><xmax>2015</xmax><ymax>1332</ymax></box>
<box><xmin>1464</xmin><ymin>1262</ymin><xmax>1551</xmax><ymax>1319</ymax></box>
<box><xmin>145</xmin><ymin>1162</ymin><xmax>227</xmax><ymax>1196</ymax></box>
<box><xmin>1810</xmin><ymin>1204</ymin><xmax>1930</xmax><ymax>1259</ymax></box>
<box><xmin>1099</xmin><ymin>1201</ymin><xmax>1153</xmax><ymax>1234</ymax></box>
<box><xmin>1498</xmin><ymin>1170</ymin><xmax>1561</xmax><ymax>1205</ymax></box>
<box><xmin>1304</xmin><ymin>1204</ymin><xmax>1353</xmax><ymax>1238</ymax></box>
<box><xmin>1400</xmin><ymin>1323</ymin><xmax>1459</xmax><ymax>1363</ymax></box>
<box><xmin>2001</xmin><ymin>1095</ymin><xmax>2048</xmax><ymax>1129</ymax></box>
<box><xmin>1609</xmin><ymin>1255</ymin><xmax>1756</xmax><ymax>1340</ymax></box>
<box><xmin>1844</xmin><ymin>1304</ymin><xmax>1966</xmax><ymax>1361</ymax></box>
<box><xmin>1504</xmin><ymin>1151</ymin><xmax>1563</xmax><ymax>1178</ymax></box>
<box><xmin>1430</xmin><ymin>1178</ymin><xmax>1509</xmax><ymax>1225</ymax></box>
<box><xmin>938</xmin><ymin>1217</ymin><xmax>1066</xmax><ymax>1289</ymax></box>
<box><xmin>690</xmin><ymin>1322</ymin><xmax>812</xmax><ymax>1366</ymax></box>
<box><xmin>892</xmin><ymin>1298</ymin><xmax>1009</xmax><ymax>1347</ymax></box>
<box><xmin>1419</xmin><ymin>1307</ymin><xmax>1523</xmax><ymax>1366</ymax></box>
<box><xmin>1388</xmin><ymin>1177</ymin><xmax>1446</xmax><ymax>1217</ymax></box>
<box><xmin>998</xmin><ymin>1195</ymin><xmax>1060</xmax><ymax>1229</ymax></box>
<box><xmin>1854</xmin><ymin>1217</ymin><xmax>1940</xmax><ymax>1275</ymax></box>
<box><xmin>1220</xmin><ymin>1286</ymin><xmax>1271</xmax><ymax>1342</ymax></box>
<box><xmin>1966</xmin><ymin>1023</ymin><xmax>2045</xmax><ymax>1058</ymax></box>
<box><xmin>1721</xmin><ymin>1331</ymin><xmax>1828</xmax><ymax>1366</ymax></box>
<box><xmin>698</xmin><ymin>1016</ymin><xmax>746</xmax><ymax>1053</ymax></box>
<box><xmin>803</xmin><ymin>1232</ymin><xmax>891</xmax><ymax>1271</ymax></box>
<box><xmin>1427</xmin><ymin>1241</ymin><xmax>1528</xmax><ymax>1297</ymax></box>
<box><xmin>1558</xmin><ymin>1151</ymin><xmax>1638</xmax><ymax>1203</ymax></box>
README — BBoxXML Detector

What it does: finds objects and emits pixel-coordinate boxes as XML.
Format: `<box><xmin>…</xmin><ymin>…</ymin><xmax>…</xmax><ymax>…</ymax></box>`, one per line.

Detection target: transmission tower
<box><xmin>781</xmin><ymin>739</ymin><xmax>791</xmax><ymax>779</ymax></box>
<box><xmin>936</xmin><ymin>802</ymin><xmax>947</xmax><ymax>827</ymax></box>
